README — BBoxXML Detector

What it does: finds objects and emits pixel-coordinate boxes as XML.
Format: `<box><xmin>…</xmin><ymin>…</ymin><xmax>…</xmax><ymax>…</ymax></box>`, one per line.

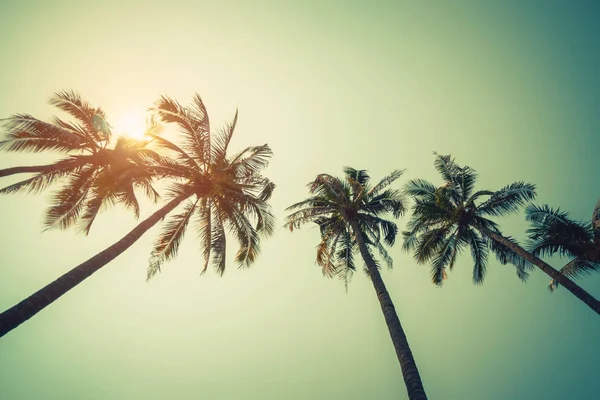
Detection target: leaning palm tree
<box><xmin>526</xmin><ymin>200</ymin><xmax>600</xmax><ymax>290</ymax></box>
<box><xmin>0</xmin><ymin>94</ymin><xmax>275</xmax><ymax>337</ymax></box>
<box><xmin>285</xmin><ymin>168</ymin><xmax>427</xmax><ymax>400</ymax></box>
<box><xmin>403</xmin><ymin>153</ymin><xmax>600</xmax><ymax>315</ymax></box>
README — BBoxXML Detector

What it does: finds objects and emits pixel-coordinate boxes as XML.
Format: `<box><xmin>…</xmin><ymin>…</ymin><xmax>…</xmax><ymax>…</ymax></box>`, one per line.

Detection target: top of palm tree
<box><xmin>145</xmin><ymin>94</ymin><xmax>276</xmax><ymax>278</ymax></box>
<box><xmin>402</xmin><ymin>153</ymin><xmax>536</xmax><ymax>286</ymax></box>
<box><xmin>0</xmin><ymin>91</ymin><xmax>180</xmax><ymax>234</ymax></box>
<box><xmin>284</xmin><ymin>167</ymin><xmax>406</xmax><ymax>287</ymax></box>
<box><xmin>525</xmin><ymin>203</ymin><xmax>600</xmax><ymax>289</ymax></box>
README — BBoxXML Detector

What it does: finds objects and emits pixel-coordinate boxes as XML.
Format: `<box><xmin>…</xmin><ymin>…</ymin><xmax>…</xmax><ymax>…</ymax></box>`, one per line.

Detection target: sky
<box><xmin>0</xmin><ymin>1</ymin><xmax>599</xmax><ymax>399</ymax></box>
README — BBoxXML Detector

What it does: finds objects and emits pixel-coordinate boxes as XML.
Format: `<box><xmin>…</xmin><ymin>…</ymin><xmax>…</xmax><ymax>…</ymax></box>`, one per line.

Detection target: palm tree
<box><xmin>285</xmin><ymin>168</ymin><xmax>427</xmax><ymax>400</ymax></box>
<box><xmin>0</xmin><ymin>94</ymin><xmax>275</xmax><ymax>337</ymax></box>
<box><xmin>402</xmin><ymin>153</ymin><xmax>600</xmax><ymax>315</ymax></box>
<box><xmin>525</xmin><ymin>200</ymin><xmax>600</xmax><ymax>291</ymax></box>
<box><xmin>0</xmin><ymin>91</ymin><xmax>177</xmax><ymax>233</ymax></box>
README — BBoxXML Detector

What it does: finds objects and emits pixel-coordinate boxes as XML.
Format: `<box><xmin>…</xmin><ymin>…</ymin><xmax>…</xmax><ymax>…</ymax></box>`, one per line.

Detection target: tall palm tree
<box><xmin>525</xmin><ymin>200</ymin><xmax>600</xmax><ymax>290</ymax></box>
<box><xmin>403</xmin><ymin>153</ymin><xmax>600</xmax><ymax>315</ymax></box>
<box><xmin>0</xmin><ymin>91</ymin><xmax>177</xmax><ymax>233</ymax></box>
<box><xmin>0</xmin><ymin>94</ymin><xmax>275</xmax><ymax>337</ymax></box>
<box><xmin>285</xmin><ymin>168</ymin><xmax>427</xmax><ymax>400</ymax></box>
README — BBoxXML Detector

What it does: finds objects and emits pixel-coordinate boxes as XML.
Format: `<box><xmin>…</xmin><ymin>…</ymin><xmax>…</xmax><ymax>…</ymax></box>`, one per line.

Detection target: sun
<box><xmin>114</xmin><ymin>108</ymin><xmax>147</xmax><ymax>140</ymax></box>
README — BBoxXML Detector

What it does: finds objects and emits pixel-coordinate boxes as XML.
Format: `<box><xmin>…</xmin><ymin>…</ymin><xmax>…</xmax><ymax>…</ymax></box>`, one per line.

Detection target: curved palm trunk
<box><xmin>0</xmin><ymin>164</ymin><xmax>57</xmax><ymax>178</ymax></box>
<box><xmin>474</xmin><ymin>223</ymin><xmax>600</xmax><ymax>315</ymax></box>
<box><xmin>0</xmin><ymin>192</ymin><xmax>190</xmax><ymax>338</ymax></box>
<box><xmin>349</xmin><ymin>220</ymin><xmax>427</xmax><ymax>400</ymax></box>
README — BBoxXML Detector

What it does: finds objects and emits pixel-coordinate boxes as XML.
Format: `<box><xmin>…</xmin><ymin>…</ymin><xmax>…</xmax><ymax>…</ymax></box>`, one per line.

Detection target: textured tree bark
<box><xmin>0</xmin><ymin>192</ymin><xmax>191</xmax><ymax>338</ymax></box>
<box><xmin>473</xmin><ymin>223</ymin><xmax>600</xmax><ymax>315</ymax></box>
<box><xmin>350</xmin><ymin>220</ymin><xmax>428</xmax><ymax>400</ymax></box>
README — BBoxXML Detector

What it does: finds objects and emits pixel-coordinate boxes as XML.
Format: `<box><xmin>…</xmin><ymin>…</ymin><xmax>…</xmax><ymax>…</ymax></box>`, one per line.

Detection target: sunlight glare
<box><xmin>114</xmin><ymin>108</ymin><xmax>147</xmax><ymax>139</ymax></box>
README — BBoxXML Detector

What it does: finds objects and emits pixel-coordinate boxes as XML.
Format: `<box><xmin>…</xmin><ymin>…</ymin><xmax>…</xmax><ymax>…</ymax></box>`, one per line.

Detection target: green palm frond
<box><xmin>335</xmin><ymin>229</ymin><xmax>356</xmax><ymax>289</ymax></box>
<box><xmin>525</xmin><ymin>204</ymin><xmax>591</xmax><ymax>258</ymax></box>
<box><xmin>196</xmin><ymin>198</ymin><xmax>212</xmax><ymax>274</ymax></box>
<box><xmin>403</xmin><ymin>178</ymin><xmax>437</xmax><ymax>200</ymax></box>
<box><xmin>148</xmin><ymin>199</ymin><xmax>198</xmax><ymax>280</ymax></box>
<box><xmin>210</xmin><ymin>209</ymin><xmax>227</xmax><ymax>275</ymax></box>
<box><xmin>49</xmin><ymin>90</ymin><xmax>107</xmax><ymax>142</ymax></box>
<box><xmin>463</xmin><ymin>228</ymin><xmax>488</xmax><ymax>284</ymax></box>
<box><xmin>284</xmin><ymin>206</ymin><xmax>333</xmax><ymax>231</ymax></box>
<box><xmin>413</xmin><ymin>224</ymin><xmax>453</xmax><ymax>264</ymax></box>
<box><xmin>146</xmin><ymin>133</ymin><xmax>199</xmax><ymax>170</ymax></box>
<box><xmin>211</xmin><ymin>109</ymin><xmax>238</xmax><ymax>163</ymax></box>
<box><xmin>153</xmin><ymin>95</ymin><xmax>208</xmax><ymax>163</ymax></box>
<box><xmin>485</xmin><ymin>235</ymin><xmax>533</xmax><ymax>281</ymax></box>
<box><xmin>43</xmin><ymin>166</ymin><xmax>97</xmax><ymax>230</ymax></box>
<box><xmin>363</xmin><ymin>188</ymin><xmax>406</xmax><ymax>218</ymax></box>
<box><xmin>360</xmin><ymin>214</ymin><xmax>398</xmax><ymax>246</ymax></box>
<box><xmin>433</xmin><ymin>153</ymin><xmax>461</xmax><ymax>186</ymax></box>
<box><xmin>430</xmin><ymin>228</ymin><xmax>462</xmax><ymax>286</ymax></box>
<box><xmin>343</xmin><ymin>167</ymin><xmax>370</xmax><ymax>187</ymax></box>
<box><xmin>229</xmin><ymin>144</ymin><xmax>273</xmax><ymax>177</ymax></box>
<box><xmin>0</xmin><ymin>114</ymin><xmax>92</xmax><ymax>153</ymax></box>
<box><xmin>548</xmin><ymin>258</ymin><xmax>600</xmax><ymax>291</ymax></box>
<box><xmin>367</xmin><ymin>169</ymin><xmax>405</xmax><ymax>197</ymax></box>
<box><xmin>477</xmin><ymin>182</ymin><xmax>536</xmax><ymax>217</ymax></box>
<box><xmin>458</xmin><ymin>165</ymin><xmax>477</xmax><ymax>200</ymax></box>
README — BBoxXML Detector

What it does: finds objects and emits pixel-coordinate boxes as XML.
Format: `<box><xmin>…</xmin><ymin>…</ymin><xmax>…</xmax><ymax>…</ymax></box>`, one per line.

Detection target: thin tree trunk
<box><xmin>350</xmin><ymin>220</ymin><xmax>427</xmax><ymax>400</ymax></box>
<box><xmin>473</xmin><ymin>223</ymin><xmax>600</xmax><ymax>315</ymax></box>
<box><xmin>0</xmin><ymin>192</ymin><xmax>191</xmax><ymax>338</ymax></box>
<box><xmin>0</xmin><ymin>164</ymin><xmax>56</xmax><ymax>178</ymax></box>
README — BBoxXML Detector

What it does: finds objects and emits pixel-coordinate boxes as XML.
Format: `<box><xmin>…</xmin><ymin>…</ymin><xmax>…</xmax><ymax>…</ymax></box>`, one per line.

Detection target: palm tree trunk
<box><xmin>349</xmin><ymin>220</ymin><xmax>427</xmax><ymax>400</ymax></box>
<box><xmin>0</xmin><ymin>192</ymin><xmax>191</xmax><ymax>338</ymax></box>
<box><xmin>473</xmin><ymin>223</ymin><xmax>600</xmax><ymax>315</ymax></box>
<box><xmin>0</xmin><ymin>164</ymin><xmax>57</xmax><ymax>178</ymax></box>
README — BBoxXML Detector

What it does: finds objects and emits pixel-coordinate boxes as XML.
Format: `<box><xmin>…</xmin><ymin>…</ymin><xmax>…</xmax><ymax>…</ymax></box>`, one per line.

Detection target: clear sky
<box><xmin>0</xmin><ymin>1</ymin><xmax>599</xmax><ymax>399</ymax></box>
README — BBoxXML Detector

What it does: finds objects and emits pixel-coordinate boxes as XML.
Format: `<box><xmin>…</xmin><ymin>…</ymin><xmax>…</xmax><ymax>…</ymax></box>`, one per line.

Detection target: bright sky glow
<box><xmin>113</xmin><ymin>108</ymin><xmax>147</xmax><ymax>139</ymax></box>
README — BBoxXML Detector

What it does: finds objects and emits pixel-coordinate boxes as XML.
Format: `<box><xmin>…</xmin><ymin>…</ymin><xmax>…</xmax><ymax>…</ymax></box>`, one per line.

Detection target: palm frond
<box><xmin>549</xmin><ymin>258</ymin><xmax>600</xmax><ymax>291</ymax></box>
<box><xmin>210</xmin><ymin>207</ymin><xmax>227</xmax><ymax>275</ymax></box>
<box><xmin>477</xmin><ymin>182</ymin><xmax>536</xmax><ymax>217</ymax></box>
<box><xmin>0</xmin><ymin>114</ymin><xmax>92</xmax><ymax>153</ymax></box>
<box><xmin>147</xmin><ymin>199</ymin><xmax>197</xmax><ymax>280</ymax></box>
<box><xmin>430</xmin><ymin>228</ymin><xmax>462</xmax><ymax>286</ymax></box>
<box><xmin>363</xmin><ymin>188</ymin><xmax>406</xmax><ymax>218</ymax></box>
<box><xmin>44</xmin><ymin>166</ymin><xmax>96</xmax><ymax>230</ymax></box>
<box><xmin>343</xmin><ymin>167</ymin><xmax>370</xmax><ymax>187</ymax></box>
<box><xmin>464</xmin><ymin>228</ymin><xmax>488</xmax><ymax>284</ymax></box>
<box><xmin>211</xmin><ymin>109</ymin><xmax>238</xmax><ymax>163</ymax></box>
<box><xmin>433</xmin><ymin>153</ymin><xmax>461</xmax><ymax>187</ymax></box>
<box><xmin>49</xmin><ymin>90</ymin><xmax>107</xmax><ymax>142</ymax></box>
<box><xmin>367</xmin><ymin>169</ymin><xmax>405</xmax><ymax>197</ymax></box>
<box><xmin>486</xmin><ymin>235</ymin><xmax>533</xmax><ymax>281</ymax></box>
<box><xmin>229</xmin><ymin>144</ymin><xmax>273</xmax><ymax>177</ymax></box>
<box><xmin>414</xmin><ymin>225</ymin><xmax>452</xmax><ymax>264</ymax></box>
<box><xmin>403</xmin><ymin>178</ymin><xmax>437</xmax><ymax>200</ymax></box>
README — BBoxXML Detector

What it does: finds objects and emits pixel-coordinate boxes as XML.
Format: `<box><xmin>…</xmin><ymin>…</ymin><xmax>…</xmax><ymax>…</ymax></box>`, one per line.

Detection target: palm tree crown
<box><xmin>526</xmin><ymin>202</ymin><xmax>600</xmax><ymax>290</ymax></box>
<box><xmin>284</xmin><ymin>167</ymin><xmax>405</xmax><ymax>286</ymax></box>
<box><xmin>146</xmin><ymin>94</ymin><xmax>276</xmax><ymax>278</ymax></box>
<box><xmin>402</xmin><ymin>153</ymin><xmax>536</xmax><ymax>286</ymax></box>
<box><xmin>0</xmin><ymin>90</ymin><xmax>177</xmax><ymax>233</ymax></box>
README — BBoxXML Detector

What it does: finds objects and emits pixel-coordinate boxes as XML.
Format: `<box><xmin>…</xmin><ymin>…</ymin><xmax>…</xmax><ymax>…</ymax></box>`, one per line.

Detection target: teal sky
<box><xmin>1</xmin><ymin>1</ymin><xmax>599</xmax><ymax>399</ymax></box>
